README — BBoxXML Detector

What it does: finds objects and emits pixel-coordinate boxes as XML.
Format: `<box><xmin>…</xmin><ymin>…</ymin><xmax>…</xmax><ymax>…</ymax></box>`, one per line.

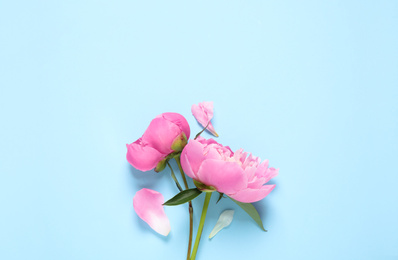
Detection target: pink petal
<box><xmin>229</xmin><ymin>185</ymin><xmax>276</xmax><ymax>203</ymax></box>
<box><xmin>242</xmin><ymin>153</ymin><xmax>255</xmax><ymax>169</ymax></box>
<box><xmin>126</xmin><ymin>139</ymin><xmax>166</xmax><ymax>171</ymax></box>
<box><xmin>244</xmin><ymin>165</ymin><xmax>258</xmax><ymax>182</ymax></box>
<box><xmin>141</xmin><ymin>117</ymin><xmax>181</xmax><ymax>154</ymax></box>
<box><xmin>133</xmin><ymin>188</ymin><xmax>171</xmax><ymax>236</ymax></box>
<box><xmin>234</xmin><ymin>149</ymin><xmax>248</xmax><ymax>165</ymax></box>
<box><xmin>180</xmin><ymin>150</ymin><xmax>195</xmax><ymax>179</ymax></box>
<box><xmin>205</xmin><ymin>147</ymin><xmax>222</xmax><ymax>160</ymax></box>
<box><xmin>254</xmin><ymin>160</ymin><xmax>269</xmax><ymax>178</ymax></box>
<box><xmin>197</xmin><ymin>137</ymin><xmax>233</xmax><ymax>157</ymax></box>
<box><xmin>197</xmin><ymin>136</ymin><xmax>232</xmax><ymax>149</ymax></box>
<box><xmin>191</xmin><ymin>101</ymin><xmax>218</xmax><ymax>137</ymax></box>
<box><xmin>160</xmin><ymin>112</ymin><xmax>191</xmax><ymax>140</ymax></box>
<box><xmin>247</xmin><ymin>176</ymin><xmax>266</xmax><ymax>189</ymax></box>
<box><xmin>197</xmin><ymin>159</ymin><xmax>247</xmax><ymax>194</ymax></box>
<box><xmin>263</xmin><ymin>167</ymin><xmax>279</xmax><ymax>183</ymax></box>
<box><xmin>180</xmin><ymin>139</ymin><xmax>206</xmax><ymax>179</ymax></box>
<box><xmin>195</xmin><ymin>136</ymin><xmax>217</xmax><ymax>145</ymax></box>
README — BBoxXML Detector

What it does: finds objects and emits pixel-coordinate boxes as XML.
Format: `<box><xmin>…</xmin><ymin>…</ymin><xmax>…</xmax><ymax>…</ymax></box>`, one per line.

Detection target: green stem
<box><xmin>167</xmin><ymin>162</ymin><xmax>183</xmax><ymax>192</ymax></box>
<box><xmin>190</xmin><ymin>192</ymin><xmax>212</xmax><ymax>260</ymax></box>
<box><xmin>175</xmin><ymin>156</ymin><xmax>194</xmax><ymax>260</ymax></box>
<box><xmin>175</xmin><ymin>156</ymin><xmax>189</xmax><ymax>189</ymax></box>
<box><xmin>194</xmin><ymin>122</ymin><xmax>210</xmax><ymax>140</ymax></box>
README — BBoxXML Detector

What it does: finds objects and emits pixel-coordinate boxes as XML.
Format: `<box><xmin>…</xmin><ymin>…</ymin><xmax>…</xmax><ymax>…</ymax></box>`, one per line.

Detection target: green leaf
<box><xmin>230</xmin><ymin>197</ymin><xmax>267</xmax><ymax>231</ymax></box>
<box><xmin>163</xmin><ymin>188</ymin><xmax>202</xmax><ymax>206</ymax></box>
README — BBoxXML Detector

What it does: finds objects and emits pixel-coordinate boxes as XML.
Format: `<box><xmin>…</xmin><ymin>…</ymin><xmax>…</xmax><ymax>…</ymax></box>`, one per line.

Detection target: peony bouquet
<box><xmin>126</xmin><ymin>102</ymin><xmax>278</xmax><ymax>260</ymax></box>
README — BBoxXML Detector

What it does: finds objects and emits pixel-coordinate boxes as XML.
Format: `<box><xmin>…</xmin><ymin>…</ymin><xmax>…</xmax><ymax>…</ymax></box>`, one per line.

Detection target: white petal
<box><xmin>209</xmin><ymin>210</ymin><xmax>234</xmax><ymax>239</ymax></box>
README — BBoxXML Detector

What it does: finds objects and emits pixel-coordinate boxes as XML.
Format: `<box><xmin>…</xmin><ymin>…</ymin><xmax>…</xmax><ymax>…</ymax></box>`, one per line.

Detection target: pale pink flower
<box><xmin>126</xmin><ymin>113</ymin><xmax>190</xmax><ymax>172</ymax></box>
<box><xmin>180</xmin><ymin>137</ymin><xmax>278</xmax><ymax>203</ymax></box>
<box><xmin>133</xmin><ymin>188</ymin><xmax>171</xmax><ymax>236</ymax></box>
<box><xmin>191</xmin><ymin>101</ymin><xmax>218</xmax><ymax>137</ymax></box>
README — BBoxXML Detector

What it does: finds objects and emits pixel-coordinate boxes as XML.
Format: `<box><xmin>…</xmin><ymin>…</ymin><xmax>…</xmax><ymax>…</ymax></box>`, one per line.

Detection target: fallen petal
<box><xmin>209</xmin><ymin>210</ymin><xmax>234</xmax><ymax>239</ymax></box>
<box><xmin>191</xmin><ymin>101</ymin><xmax>218</xmax><ymax>137</ymax></box>
<box><xmin>133</xmin><ymin>188</ymin><xmax>171</xmax><ymax>236</ymax></box>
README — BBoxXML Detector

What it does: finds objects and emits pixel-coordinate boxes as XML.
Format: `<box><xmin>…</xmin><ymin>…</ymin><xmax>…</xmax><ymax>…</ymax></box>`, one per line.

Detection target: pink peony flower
<box><xmin>180</xmin><ymin>136</ymin><xmax>278</xmax><ymax>203</ymax></box>
<box><xmin>126</xmin><ymin>113</ymin><xmax>190</xmax><ymax>172</ymax></box>
<box><xmin>191</xmin><ymin>101</ymin><xmax>218</xmax><ymax>137</ymax></box>
<box><xmin>133</xmin><ymin>188</ymin><xmax>171</xmax><ymax>236</ymax></box>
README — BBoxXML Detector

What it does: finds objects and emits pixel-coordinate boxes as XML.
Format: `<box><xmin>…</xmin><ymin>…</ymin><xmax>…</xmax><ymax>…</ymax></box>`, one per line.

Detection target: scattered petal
<box><xmin>191</xmin><ymin>101</ymin><xmax>218</xmax><ymax>137</ymax></box>
<box><xmin>209</xmin><ymin>210</ymin><xmax>234</xmax><ymax>239</ymax></box>
<box><xmin>133</xmin><ymin>188</ymin><xmax>171</xmax><ymax>236</ymax></box>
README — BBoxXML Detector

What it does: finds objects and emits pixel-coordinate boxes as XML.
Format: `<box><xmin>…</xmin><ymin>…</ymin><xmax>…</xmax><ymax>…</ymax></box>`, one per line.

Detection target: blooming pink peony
<box><xmin>191</xmin><ymin>101</ymin><xmax>218</xmax><ymax>137</ymax></box>
<box><xmin>126</xmin><ymin>113</ymin><xmax>190</xmax><ymax>172</ymax></box>
<box><xmin>133</xmin><ymin>188</ymin><xmax>171</xmax><ymax>236</ymax></box>
<box><xmin>180</xmin><ymin>136</ymin><xmax>278</xmax><ymax>203</ymax></box>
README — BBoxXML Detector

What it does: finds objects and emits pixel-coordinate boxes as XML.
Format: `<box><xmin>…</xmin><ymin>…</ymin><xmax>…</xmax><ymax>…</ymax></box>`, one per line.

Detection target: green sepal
<box><xmin>166</xmin><ymin>151</ymin><xmax>180</xmax><ymax>160</ymax></box>
<box><xmin>155</xmin><ymin>158</ymin><xmax>167</xmax><ymax>172</ymax></box>
<box><xmin>193</xmin><ymin>179</ymin><xmax>216</xmax><ymax>192</ymax></box>
<box><xmin>171</xmin><ymin>132</ymin><xmax>188</xmax><ymax>152</ymax></box>
<box><xmin>163</xmin><ymin>188</ymin><xmax>202</xmax><ymax>206</ymax></box>
<box><xmin>230</xmin><ymin>197</ymin><xmax>267</xmax><ymax>231</ymax></box>
<box><xmin>156</xmin><ymin>151</ymin><xmax>182</xmax><ymax>173</ymax></box>
<box><xmin>216</xmin><ymin>192</ymin><xmax>224</xmax><ymax>204</ymax></box>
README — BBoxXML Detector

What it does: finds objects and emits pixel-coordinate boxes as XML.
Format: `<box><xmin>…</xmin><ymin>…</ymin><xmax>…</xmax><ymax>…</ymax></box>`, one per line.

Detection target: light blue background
<box><xmin>1</xmin><ymin>1</ymin><xmax>397</xmax><ymax>259</ymax></box>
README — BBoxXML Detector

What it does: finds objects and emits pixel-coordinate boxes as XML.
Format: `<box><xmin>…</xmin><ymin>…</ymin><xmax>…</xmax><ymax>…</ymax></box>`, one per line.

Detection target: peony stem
<box><xmin>167</xmin><ymin>162</ymin><xmax>183</xmax><ymax>192</ymax></box>
<box><xmin>190</xmin><ymin>192</ymin><xmax>212</xmax><ymax>260</ymax></box>
<box><xmin>175</xmin><ymin>156</ymin><xmax>194</xmax><ymax>260</ymax></box>
<box><xmin>175</xmin><ymin>156</ymin><xmax>189</xmax><ymax>189</ymax></box>
<box><xmin>187</xmin><ymin>200</ymin><xmax>193</xmax><ymax>260</ymax></box>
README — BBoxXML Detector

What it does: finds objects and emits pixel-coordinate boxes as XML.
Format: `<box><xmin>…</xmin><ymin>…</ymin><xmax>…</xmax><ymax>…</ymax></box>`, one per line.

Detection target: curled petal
<box><xmin>197</xmin><ymin>159</ymin><xmax>247</xmax><ymax>194</ymax></box>
<box><xmin>229</xmin><ymin>185</ymin><xmax>276</xmax><ymax>203</ymax></box>
<box><xmin>180</xmin><ymin>139</ymin><xmax>206</xmax><ymax>179</ymax></box>
<box><xmin>133</xmin><ymin>188</ymin><xmax>171</xmax><ymax>236</ymax></box>
<box><xmin>209</xmin><ymin>210</ymin><xmax>234</xmax><ymax>239</ymax></box>
<box><xmin>191</xmin><ymin>101</ymin><xmax>218</xmax><ymax>137</ymax></box>
<box><xmin>126</xmin><ymin>139</ymin><xmax>165</xmax><ymax>172</ymax></box>
<box><xmin>180</xmin><ymin>149</ymin><xmax>196</xmax><ymax>179</ymax></box>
